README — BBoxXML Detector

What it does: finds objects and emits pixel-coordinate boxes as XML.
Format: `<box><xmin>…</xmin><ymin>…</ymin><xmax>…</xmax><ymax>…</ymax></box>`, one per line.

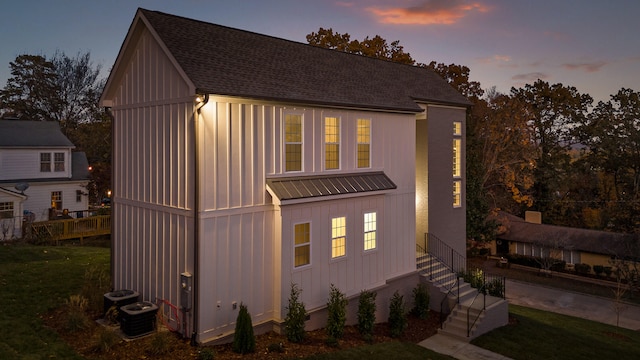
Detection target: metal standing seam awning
<box><xmin>266</xmin><ymin>172</ymin><xmax>397</xmax><ymax>204</ymax></box>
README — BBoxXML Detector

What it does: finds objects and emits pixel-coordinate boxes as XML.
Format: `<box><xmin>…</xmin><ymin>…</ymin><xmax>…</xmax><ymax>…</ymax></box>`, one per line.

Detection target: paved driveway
<box><xmin>506</xmin><ymin>279</ymin><xmax>640</xmax><ymax>331</ymax></box>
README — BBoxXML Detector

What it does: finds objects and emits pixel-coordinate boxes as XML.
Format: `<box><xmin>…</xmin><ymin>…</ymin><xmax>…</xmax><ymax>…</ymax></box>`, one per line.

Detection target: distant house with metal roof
<box><xmin>0</xmin><ymin>120</ymin><xmax>90</xmax><ymax>239</ymax></box>
<box><xmin>100</xmin><ymin>8</ymin><xmax>472</xmax><ymax>343</ymax></box>
<box><xmin>492</xmin><ymin>211</ymin><xmax>638</xmax><ymax>271</ymax></box>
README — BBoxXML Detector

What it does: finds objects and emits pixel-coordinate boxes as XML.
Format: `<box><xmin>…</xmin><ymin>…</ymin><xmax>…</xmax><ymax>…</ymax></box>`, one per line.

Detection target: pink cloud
<box><xmin>562</xmin><ymin>61</ymin><xmax>607</xmax><ymax>73</ymax></box>
<box><xmin>335</xmin><ymin>1</ymin><xmax>355</xmax><ymax>7</ymax></box>
<box><xmin>366</xmin><ymin>0</ymin><xmax>490</xmax><ymax>25</ymax></box>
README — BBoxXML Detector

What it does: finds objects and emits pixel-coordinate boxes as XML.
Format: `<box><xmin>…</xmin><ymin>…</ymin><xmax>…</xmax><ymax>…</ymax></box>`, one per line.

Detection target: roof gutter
<box><xmin>191</xmin><ymin>93</ymin><xmax>208</xmax><ymax>344</ymax></box>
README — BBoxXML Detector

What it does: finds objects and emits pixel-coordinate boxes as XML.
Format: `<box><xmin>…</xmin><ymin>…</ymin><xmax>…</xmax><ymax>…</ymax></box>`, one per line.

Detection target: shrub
<box><xmin>284</xmin><ymin>283</ymin><xmax>307</xmax><ymax>343</ymax></box>
<box><xmin>232</xmin><ymin>303</ymin><xmax>255</xmax><ymax>354</ymax></box>
<box><xmin>575</xmin><ymin>263</ymin><xmax>592</xmax><ymax>274</ymax></box>
<box><xmin>388</xmin><ymin>290</ymin><xmax>407</xmax><ymax>338</ymax></box>
<box><xmin>593</xmin><ymin>265</ymin><xmax>604</xmax><ymax>276</ymax></box>
<box><xmin>357</xmin><ymin>290</ymin><xmax>376</xmax><ymax>342</ymax></box>
<box><xmin>65</xmin><ymin>295</ymin><xmax>90</xmax><ymax>332</ymax></box>
<box><xmin>326</xmin><ymin>284</ymin><xmax>348</xmax><ymax>342</ymax></box>
<box><xmin>81</xmin><ymin>265</ymin><xmax>111</xmax><ymax>313</ymax></box>
<box><xmin>486</xmin><ymin>279</ymin><xmax>505</xmax><ymax>298</ymax></box>
<box><xmin>198</xmin><ymin>347</ymin><xmax>216</xmax><ymax>360</ymax></box>
<box><xmin>267</xmin><ymin>342</ymin><xmax>284</xmax><ymax>353</ymax></box>
<box><xmin>412</xmin><ymin>283</ymin><xmax>430</xmax><ymax>319</ymax></box>
<box><xmin>604</xmin><ymin>266</ymin><xmax>613</xmax><ymax>277</ymax></box>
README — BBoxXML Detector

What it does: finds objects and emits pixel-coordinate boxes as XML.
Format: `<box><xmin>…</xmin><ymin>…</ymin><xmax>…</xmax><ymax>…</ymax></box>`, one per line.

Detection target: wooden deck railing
<box><xmin>29</xmin><ymin>215</ymin><xmax>111</xmax><ymax>243</ymax></box>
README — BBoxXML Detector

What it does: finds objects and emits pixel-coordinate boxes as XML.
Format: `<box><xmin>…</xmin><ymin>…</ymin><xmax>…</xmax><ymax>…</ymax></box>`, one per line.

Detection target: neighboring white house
<box><xmin>100</xmin><ymin>8</ymin><xmax>470</xmax><ymax>343</ymax></box>
<box><xmin>0</xmin><ymin>120</ymin><xmax>91</xmax><ymax>239</ymax></box>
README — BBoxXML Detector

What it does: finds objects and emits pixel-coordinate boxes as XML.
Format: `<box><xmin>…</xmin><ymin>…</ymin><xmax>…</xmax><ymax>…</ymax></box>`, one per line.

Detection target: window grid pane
<box><xmin>40</xmin><ymin>153</ymin><xmax>51</xmax><ymax>172</ymax></box>
<box><xmin>54</xmin><ymin>152</ymin><xmax>65</xmax><ymax>172</ymax></box>
<box><xmin>357</xmin><ymin>119</ymin><xmax>371</xmax><ymax>168</ymax></box>
<box><xmin>325</xmin><ymin>117</ymin><xmax>340</xmax><ymax>170</ymax></box>
<box><xmin>0</xmin><ymin>202</ymin><xmax>13</xmax><ymax>219</ymax></box>
<box><xmin>453</xmin><ymin>121</ymin><xmax>462</xmax><ymax>135</ymax></box>
<box><xmin>453</xmin><ymin>139</ymin><xmax>461</xmax><ymax>177</ymax></box>
<box><xmin>294</xmin><ymin>223</ymin><xmax>310</xmax><ymax>267</ymax></box>
<box><xmin>51</xmin><ymin>191</ymin><xmax>62</xmax><ymax>210</ymax></box>
<box><xmin>364</xmin><ymin>212</ymin><xmax>376</xmax><ymax>250</ymax></box>
<box><xmin>453</xmin><ymin>181</ymin><xmax>461</xmax><ymax>207</ymax></box>
<box><xmin>331</xmin><ymin>216</ymin><xmax>346</xmax><ymax>258</ymax></box>
<box><xmin>285</xmin><ymin>115</ymin><xmax>302</xmax><ymax>171</ymax></box>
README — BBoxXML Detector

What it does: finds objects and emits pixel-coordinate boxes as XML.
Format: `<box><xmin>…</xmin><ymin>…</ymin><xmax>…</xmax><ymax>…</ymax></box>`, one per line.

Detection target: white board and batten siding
<box><xmin>109</xmin><ymin>25</ymin><xmax>196</xmax><ymax>314</ymax></box>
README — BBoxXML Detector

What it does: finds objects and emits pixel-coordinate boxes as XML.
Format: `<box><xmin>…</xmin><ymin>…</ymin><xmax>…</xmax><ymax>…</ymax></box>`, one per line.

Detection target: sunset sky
<box><xmin>1</xmin><ymin>0</ymin><xmax>638</xmax><ymax>103</ymax></box>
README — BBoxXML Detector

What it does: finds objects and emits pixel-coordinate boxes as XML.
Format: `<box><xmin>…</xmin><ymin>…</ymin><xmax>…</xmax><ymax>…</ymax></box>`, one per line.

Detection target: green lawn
<box><xmin>472</xmin><ymin>304</ymin><xmax>640</xmax><ymax>360</ymax></box>
<box><xmin>302</xmin><ymin>341</ymin><xmax>455</xmax><ymax>360</ymax></box>
<box><xmin>0</xmin><ymin>243</ymin><xmax>110</xmax><ymax>359</ymax></box>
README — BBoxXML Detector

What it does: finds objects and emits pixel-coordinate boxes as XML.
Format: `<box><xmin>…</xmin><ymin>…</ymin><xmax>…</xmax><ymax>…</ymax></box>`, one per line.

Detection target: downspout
<box><xmin>191</xmin><ymin>93</ymin><xmax>209</xmax><ymax>345</ymax></box>
<box><xmin>105</xmin><ymin>106</ymin><xmax>115</xmax><ymax>291</ymax></box>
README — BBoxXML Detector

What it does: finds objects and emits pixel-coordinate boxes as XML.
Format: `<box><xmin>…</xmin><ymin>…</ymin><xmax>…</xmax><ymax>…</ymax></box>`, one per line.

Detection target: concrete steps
<box><xmin>418</xmin><ymin>253</ymin><xmax>509</xmax><ymax>342</ymax></box>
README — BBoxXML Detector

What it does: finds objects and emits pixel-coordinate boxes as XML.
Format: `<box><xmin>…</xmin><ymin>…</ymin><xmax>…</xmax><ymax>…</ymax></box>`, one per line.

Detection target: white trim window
<box><xmin>40</xmin><ymin>153</ymin><xmax>51</xmax><ymax>172</ymax></box>
<box><xmin>331</xmin><ymin>216</ymin><xmax>346</xmax><ymax>258</ymax></box>
<box><xmin>294</xmin><ymin>222</ymin><xmax>311</xmax><ymax>267</ymax></box>
<box><xmin>51</xmin><ymin>191</ymin><xmax>62</xmax><ymax>210</ymax></box>
<box><xmin>325</xmin><ymin>116</ymin><xmax>340</xmax><ymax>170</ymax></box>
<box><xmin>0</xmin><ymin>202</ymin><xmax>13</xmax><ymax>219</ymax></box>
<box><xmin>363</xmin><ymin>212</ymin><xmax>376</xmax><ymax>251</ymax></box>
<box><xmin>357</xmin><ymin>118</ymin><xmax>371</xmax><ymax>168</ymax></box>
<box><xmin>54</xmin><ymin>152</ymin><xmax>65</xmax><ymax>172</ymax></box>
<box><xmin>453</xmin><ymin>181</ymin><xmax>461</xmax><ymax>208</ymax></box>
<box><xmin>285</xmin><ymin>114</ymin><xmax>303</xmax><ymax>172</ymax></box>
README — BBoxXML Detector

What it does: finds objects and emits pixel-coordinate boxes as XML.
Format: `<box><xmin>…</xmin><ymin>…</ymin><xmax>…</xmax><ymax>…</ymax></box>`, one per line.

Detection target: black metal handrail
<box><xmin>462</xmin><ymin>269</ymin><xmax>506</xmax><ymax>337</ymax></box>
<box><xmin>439</xmin><ymin>276</ymin><xmax>460</xmax><ymax>329</ymax></box>
<box><xmin>425</xmin><ymin>233</ymin><xmax>466</xmax><ymax>275</ymax></box>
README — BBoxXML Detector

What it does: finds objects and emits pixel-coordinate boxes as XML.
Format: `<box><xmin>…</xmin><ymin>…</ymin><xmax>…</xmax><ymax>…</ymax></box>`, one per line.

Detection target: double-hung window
<box><xmin>285</xmin><ymin>114</ymin><xmax>302</xmax><ymax>172</ymax></box>
<box><xmin>453</xmin><ymin>121</ymin><xmax>462</xmax><ymax>207</ymax></box>
<box><xmin>331</xmin><ymin>216</ymin><xmax>346</xmax><ymax>258</ymax></box>
<box><xmin>294</xmin><ymin>222</ymin><xmax>311</xmax><ymax>267</ymax></box>
<box><xmin>363</xmin><ymin>212</ymin><xmax>376</xmax><ymax>251</ymax></box>
<box><xmin>40</xmin><ymin>153</ymin><xmax>51</xmax><ymax>172</ymax></box>
<box><xmin>54</xmin><ymin>152</ymin><xmax>65</xmax><ymax>172</ymax></box>
<box><xmin>357</xmin><ymin>119</ymin><xmax>371</xmax><ymax>168</ymax></box>
<box><xmin>0</xmin><ymin>202</ymin><xmax>13</xmax><ymax>219</ymax></box>
<box><xmin>325</xmin><ymin>117</ymin><xmax>340</xmax><ymax>170</ymax></box>
<box><xmin>51</xmin><ymin>191</ymin><xmax>62</xmax><ymax>210</ymax></box>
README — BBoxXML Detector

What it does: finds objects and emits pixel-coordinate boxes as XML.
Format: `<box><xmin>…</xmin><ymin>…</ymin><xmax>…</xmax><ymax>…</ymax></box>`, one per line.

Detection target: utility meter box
<box><xmin>180</xmin><ymin>272</ymin><xmax>192</xmax><ymax>311</ymax></box>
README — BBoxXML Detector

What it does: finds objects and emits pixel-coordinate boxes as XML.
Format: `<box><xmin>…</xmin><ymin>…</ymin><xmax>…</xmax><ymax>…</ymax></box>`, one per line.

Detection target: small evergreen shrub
<box><xmin>388</xmin><ymin>290</ymin><xmax>407</xmax><ymax>338</ymax></box>
<box><xmin>198</xmin><ymin>347</ymin><xmax>216</xmax><ymax>360</ymax></box>
<box><xmin>232</xmin><ymin>303</ymin><xmax>255</xmax><ymax>354</ymax></box>
<box><xmin>604</xmin><ymin>266</ymin><xmax>613</xmax><ymax>277</ymax></box>
<box><xmin>575</xmin><ymin>263</ymin><xmax>592</xmax><ymax>274</ymax></box>
<box><xmin>326</xmin><ymin>284</ymin><xmax>348</xmax><ymax>342</ymax></box>
<box><xmin>486</xmin><ymin>279</ymin><xmax>505</xmax><ymax>298</ymax></box>
<box><xmin>357</xmin><ymin>290</ymin><xmax>376</xmax><ymax>342</ymax></box>
<box><xmin>593</xmin><ymin>265</ymin><xmax>604</xmax><ymax>276</ymax></box>
<box><xmin>65</xmin><ymin>295</ymin><xmax>90</xmax><ymax>332</ymax></box>
<box><xmin>284</xmin><ymin>283</ymin><xmax>307</xmax><ymax>343</ymax></box>
<box><xmin>412</xmin><ymin>283</ymin><xmax>430</xmax><ymax>319</ymax></box>
<box><xmin>148</xmin><ymin>331</ymin><xmax>173</xmax><ymax>356</ymax></box>
<box><xmin>267</xmin><ymin>342</ymin><xmax>285</xmax><ymax>353</ymax></box>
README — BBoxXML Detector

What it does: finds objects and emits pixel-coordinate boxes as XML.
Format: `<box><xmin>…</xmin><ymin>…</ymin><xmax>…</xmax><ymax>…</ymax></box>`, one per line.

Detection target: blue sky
<box><xmin>1</xmin><ymin>0</ymin><xmax>638</xmax><ymax>103</ymax></box>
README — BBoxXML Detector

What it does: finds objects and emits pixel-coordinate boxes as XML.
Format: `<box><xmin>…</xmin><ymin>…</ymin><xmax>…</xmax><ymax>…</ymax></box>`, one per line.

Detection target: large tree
<box><xmin>0</xmin><ymin>54</ymin><xmax>61</xmax><ymax>121</ymax></box>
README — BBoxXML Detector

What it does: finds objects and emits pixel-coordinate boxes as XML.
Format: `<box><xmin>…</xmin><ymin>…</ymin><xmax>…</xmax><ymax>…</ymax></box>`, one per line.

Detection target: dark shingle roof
<box><xmin>138</xmin><ymin>8</ymin><xmax>471</xmax><ymax>112</ymax></box>
<box><xmin>0</xmin><ymin>120</ymin><xmax>74</xmax><ymax>148</ymax></box>
<box><xmin>496</xmin><ymin>212</ymin><xmax>637</xmax><ymax>257</ymax></box>
<box><xmin>267</xmin><ymin>172</ymin><xmax>396</xmax><ymax>201</ymax></box>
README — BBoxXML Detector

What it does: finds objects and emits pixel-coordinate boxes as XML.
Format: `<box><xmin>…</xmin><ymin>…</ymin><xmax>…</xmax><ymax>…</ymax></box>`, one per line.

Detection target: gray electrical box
<box><xmin>180</xmin><ymin>272</ymin><xmax>192</xmax><ymax>311</ymax></box>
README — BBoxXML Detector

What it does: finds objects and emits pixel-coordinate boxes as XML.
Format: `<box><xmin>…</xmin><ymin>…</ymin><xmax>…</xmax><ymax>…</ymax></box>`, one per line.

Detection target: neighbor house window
<box><xmin>54</xmin><ymin>152</ymin><xmax>65</xmax><ymax>172</ymax></box>
<box><xmin>285</xmin><ymin>114</ymin><xmax>302</xmax><ymax>172</ymax></box>
<box><xmin>357</xmin><ymin>119</ymin><xmax>371</xmax><ymax>168</ymax></box>
<box><xmin>294</xmin><ymin>222</ymin><xmax>311</xmax><ymax>267</ymax></box>
<box><xmin>51</xmin><ymin>191</ymin><xmax>62</xmax><ymax>210</ymax></box>
<box><xmin>0</xmin><ymin>202</ymin><xmax>13</xmax><ymax>219</ymax></box>
<box><xmin>325</xmin><ymin>117</ymin><xmax>340</xmax><ymax>170</ymax></box>
<box><xmin>453</xmin><ymin>181</ymin><xmax>461</xmax><ymax>207</ymax></box>
<box><xmin>331</xmin><ymin>216</ymin><xmax>346</xmax><ymax>258</ymax></box>
<box><xmin>363</xmin><ymin>212</ymin><xmax>376</xmax><ymax>251</ymax></box>
<box><xmin>76</xmin><ymin>190</ymin><xmax>82</xmax><ymax>203</ymax></box>
<box><xmin>40</xmin><ymin>153</ymin><xmax>51</xmax><ymax>172</ymax></box>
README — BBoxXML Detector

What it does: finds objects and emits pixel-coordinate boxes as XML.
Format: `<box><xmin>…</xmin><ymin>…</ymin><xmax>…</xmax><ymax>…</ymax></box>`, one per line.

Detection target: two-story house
<box><xmin>0</xmin><ymin>120</ymin><xmax>90</xmax><ymax>239</ymax></box>
<box><xmin>100</xmin><ymin>9</ymin><xmax>470</xmax><ymax>343</ymax></box>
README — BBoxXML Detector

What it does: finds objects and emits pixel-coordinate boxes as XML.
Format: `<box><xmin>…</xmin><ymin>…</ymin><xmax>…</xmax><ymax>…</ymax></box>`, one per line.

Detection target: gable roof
<box><xmin>496</xmin><ymin>212</ymin><xmax>637</xmax><ymax>257</ymax></box>
<box><xmin>104</xmin><ymin>8</ymin><xmax>471</xmax><ymax>112</ymax></box>
<box><xmin>0</xmin><ymin>120</ymin><xmax>74</xmax><ymax>148</ymax></box>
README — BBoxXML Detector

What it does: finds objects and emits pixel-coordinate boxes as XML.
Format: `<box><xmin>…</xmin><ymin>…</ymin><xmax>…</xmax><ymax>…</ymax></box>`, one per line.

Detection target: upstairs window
<box><xmin>357</xmin><ymin>119</ymin><xmax>371</xmax><ymax>168</ymax></box>
<box><xmin>294</xmin><ymin>222</ymin><xmax>311</xmax><ymax>267</ymax></box>
<box><xmin>453</xmin><ymin>139</ymin><xmax>461</xmax><ymax>177</ymax></box>
<box><xmin>325</xmin><ymin>117</ymin><xmax>340</xmax><ymax>170</ymax></box>
<box><xmin>54</xmin><ymin>152</ymin><xmax>65</xmax><ymax>172</ymax></box>
<box><xmin>363</xmin><ymin>212</ymin><xmax>376</xmax><ymax>251</ymax></box>
<box><xmin>331</xmin><ymin>216</ymin><xmax>346</xmax><ymax>258</ymax></box>
<box><xmin>453</xmin><ymin>121</ymin><xmax>462</xmax><ymax>136</ymax></box>
<box><xmin>40</xmin><ymin>153</ymin><xmax>51</xmax><ymax>172</ymax></box>
<box><xmin>453</xmin><ymin>181</ymin><xmax>461</xmax><ymax>208</ymax></box>
<box><xmin>285</xmin><ymin>114</ymin><xmax>302</xmax><ymax>172</ymax></box>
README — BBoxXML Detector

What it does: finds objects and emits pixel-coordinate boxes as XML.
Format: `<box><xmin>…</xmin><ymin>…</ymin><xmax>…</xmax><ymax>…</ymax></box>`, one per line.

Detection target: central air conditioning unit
<box><xmin>120</xmin><ymin>301</ymin><xmax>159</xmax><ymax>337</ymax></box>
<box><xmin>103</xmin><ymin>289</ymin><xmax>139</xmax><ymax>320</ymax></box>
